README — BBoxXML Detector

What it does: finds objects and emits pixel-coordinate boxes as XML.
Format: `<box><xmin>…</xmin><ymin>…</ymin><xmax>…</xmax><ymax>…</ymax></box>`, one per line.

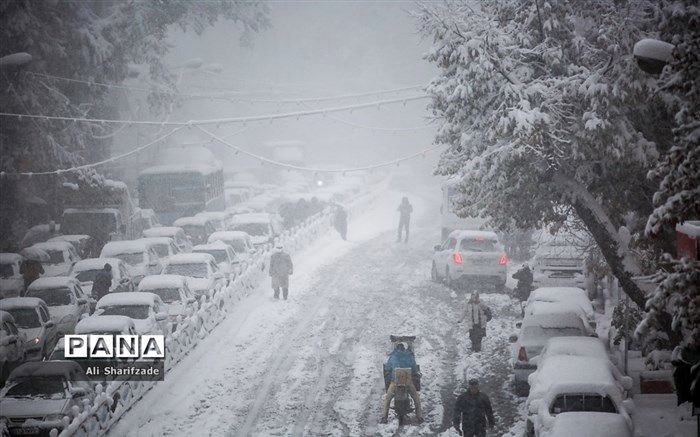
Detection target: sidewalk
<box><xmin>632</xmin><ymin>393</ymin><xmax>697</xmax><ymax>437</ymax></box>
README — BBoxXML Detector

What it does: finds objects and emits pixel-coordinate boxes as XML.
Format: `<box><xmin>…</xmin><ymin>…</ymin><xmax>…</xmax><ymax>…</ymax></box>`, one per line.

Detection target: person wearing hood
<box><xmin>269</xmin><ymin>243</ymin><xmax>293</xmax><ymax>300</ymax></box>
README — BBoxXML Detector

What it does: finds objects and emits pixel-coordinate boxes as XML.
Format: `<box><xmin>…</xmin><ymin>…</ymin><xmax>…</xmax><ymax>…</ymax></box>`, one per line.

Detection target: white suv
<box><xmin>431</xmin><ymin>230</ymin><xmax>507</xmax><ymax>291</ymax></box>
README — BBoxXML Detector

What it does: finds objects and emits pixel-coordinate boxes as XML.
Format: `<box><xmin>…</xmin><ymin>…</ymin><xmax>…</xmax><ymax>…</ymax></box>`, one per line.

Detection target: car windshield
<box><xmin>523</xmin><ymin>326</ymin><xmax>584</xmax><ymax>339</ymax></box>
<box><xmin>147</xmin><ymin>288</ymin><xmax>181</xmax><ymax>304</ymax></box>
<box><xmin>0</xmin><ymin>263</ymin><xmax>15</xmax><ymax>278</ymax></box>
<box><xmin>460</xmin><ymin>238</ymin><xmax>498</xmax><ymax>252</ymax></box>
<box><xmin>229</xmin><ymin>240</ymin><xmax>247</xmax><ymax>253</ymax></box>
<box><xmin>164</xmin><ymin>263</ymin><xmax>208</xmax><ymax>278</ymax></box>
<box><xmin>26</xmin><ymin>288</ymin><xmax>72</xmax><ymax>306</ymax></box>
<box><xmin>551</xmin><ymin>394</ymin><xmax>617</xmax><ymax>414</ymax></box>
<box><xmin>151</xmin><ymin>244</ymin><xmax>170</xmax><ymax>257</ymax></box>
<box><xmin>75</xmin><ymin>269</ymin><xmax>102</xmax><ymax>283</ymax></box>
<box><xmin>232</xmin><ymin>223</ymin><xmax>268</xmax><ymax>236</ymax></box>
<box><xmin>114</xmin><ymin>252</ymin><xmax>145</xmax><ymax>266</ymax></box>
<box><xmin>6</xmin><ymin>377</ymin><xmax>66</xmax><ymax>399</ymax></box>
<box><xmin>44</xmin><ymin>250</ymin><xmax>66</xmax><ymax>264</ymax></box>
<box><xmin>194</xmin><ymin>250</ymin><xmax>227</xmax><ymax>264</ymax></box>
<box><xmin>100</xmin><ymin>305</ymin><xmax>150</xmax><ymax>319</ymax></box>
<box><xmin>7</xmin><ymin>308</ymin><xmax>40</xmax><ymax>328</ymax></box>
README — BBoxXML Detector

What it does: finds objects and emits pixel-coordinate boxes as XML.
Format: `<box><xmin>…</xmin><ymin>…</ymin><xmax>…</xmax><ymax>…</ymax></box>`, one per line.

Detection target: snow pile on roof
<box><xmin>139</xmin><ymin>237</ymin><xmax>174</xmax><ymax>245</ymax></box>
<box><xmin>97</xmin><ymin>292</ymin><xmax>158</xmax><ymax>307</ymax></box>
<box><xmin>527</xmin><ymin>287</ymin><xmax>593</xmax><ymax>317</ymax></box>
<box><xmin>522</xmin><ymin>311</ymin><xmax>586</xmax><ymax>329</ymax></box>
<box><xmin>27</xmin><ymin>276</ymin><xmax>76</xmax><ymax>290</ymax></box>
<box><xmin>174</xmin><ymin>216</ymin><xmax>210</xmax><ymax>227</ymax></box>
<box><xmin>75</xmin><ymin>315</ymin><xmax>134</xmax><ymax>334</ymax></box>
<box><xmin>530</xmin><ymin>356</ymin><xmax>616</xmax><ymax>398</ymax></box>
<box><xmin>138</xmin><ymin>274</ymin><xmax>185</xmax><ymax>290</ymax></box>
<box><xmin>0</xmin><ymin>297</ymin><xmax>45</xmax><ymax>310</ymax></box>
<box><xmin>525</xmin><ymin>301</ymin><xmax>588</xmax><ymax>319</ymax></box>
<box><xmin>166</xmin><ymin>253</ymin><xmax>214</xmax><ymax>264</ymax></box>
<box><xmin>30</xmin><ymin>241</ymin><xmax>73</xmax><ymax>252</ymax></box>
<box><xmin>142</xmin><ymin>227</ymin><xmax>184</xmax><ymax>238</ymax></box>
<box><xmin>48</xmin><ymin>235</ymin><xmax>90</xmax><ymax>243</ymax></box>
<box><xmin>450</xmin><ymin>230</ymin><xmax>499</xmax><ymax>240</ymax></box>
<box><xmin>193</xmin><ymin>241</ymin><xmax>231</xmax><ymax>251</ymax></box>
<box><xmin>676</xmin><ymin>220</ymin><xmax>700</xmax><ymax>238</ymax></box>
<box><xmin>541</xmin><ymin>336</ymin><xmax>606</xmax><ymax>360</ymax></box>
<box><xmin>208</xmin><ymin>231</ymin><xmax>249</xmax><ymax>242</ymax></box>
<box><xmin>72</xmin><ymin>258</ymin><xmax>121</xmax><ymax>272</ymax></box>
<box><xmin>0</xmin><ymin>253</ymin><xmax>23</xmax><ymax>264</ymax></box>
<box><xmin>18</xmin><ymin>247</ymin><xmax>49</xmax><ymax>262</ymax></box>
<box><xmin>101</xmin><ymin>240</ymin><xmax>148</xmax><ymax>256</ymax></box>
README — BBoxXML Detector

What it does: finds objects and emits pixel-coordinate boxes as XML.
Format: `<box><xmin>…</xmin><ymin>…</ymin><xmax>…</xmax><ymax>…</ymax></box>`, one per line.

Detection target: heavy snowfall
<box><xmin>0</xmin><ymin>1</ymin><xmax>698</xmax><ymax>437</ymax></box>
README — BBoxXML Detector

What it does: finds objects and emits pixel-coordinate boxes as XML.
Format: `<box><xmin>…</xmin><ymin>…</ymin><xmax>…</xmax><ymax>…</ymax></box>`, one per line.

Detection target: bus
<box><xmin>138</xmin><ymin>163</ymin><xmax>225</xmax><ymax>225</ymax></box>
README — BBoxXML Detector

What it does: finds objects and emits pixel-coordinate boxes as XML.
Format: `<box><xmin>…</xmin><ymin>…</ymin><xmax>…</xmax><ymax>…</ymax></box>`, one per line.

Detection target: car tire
<box><xmin>431</xmin><ymin>262</ymin><xmax>439</xmax><ymax>282</ymax></box>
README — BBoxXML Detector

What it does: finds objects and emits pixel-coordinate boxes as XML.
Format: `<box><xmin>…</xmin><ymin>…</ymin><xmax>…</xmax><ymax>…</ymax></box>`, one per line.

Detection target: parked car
<box><xmin>541</xmin><ymin>412</ymin><xmax>632</xmax><ymax>437</ymax></box>
<box><xmin>0</xmin><ymin>298</ymin><xmax>58</xmax><ymax>361</ymax></box>
<box><xmin>0</xmin><ymin>361</ymin><xmax>94</xmax><ymax>436</ymax></box>
<box><xmin>47</xmin><ymin>234</ymin><xmax>93</xmax><ymax>259</ymax></box>
<box><xmin>431</xmin><ymin>230</ymin><xmax>508</xmax><ymax>291</ymax></box>
<box><xmin>0</xmin><ymin>253</ymin><xmax>24</xmax><ymax>298</ymax></box>
<box><xmin>28</xmin><ymin>241</ymin><xmax>81</xmax><ymax>277</ymax></box>
<box><xmin>228</xmin><ymin>213</ymin><xmax>282</xmax><ymax>246</ymax></box>
<box><xmin>100</xmin><ymin>240</ymin><xmax>164</xmax><ymax>284</ymax></box>
<box><xmin>526</xmin><ymin>287</ymin><xmax>596</xmax><ymax>328</ymax></box>
<box><xmin>509</xmin><ymin>309</ymin><xmax>596</xmax><ymax>396</ymax></box>
<box><xmin>532</xmin><ymin>242</ymin><xmax>586</xmax><ymax>288</ymax></box>
<box><xmin>70</xmin><ymin>257</ymin><xmax>135</xmax><ymax>299</ymax></box>
<box><xmin>139</xmin><ymin>236</ymin><xmax>181</xmax><ymax>259</ymax></box>
<box><xmin>161</xmin><ymin>253</ymin><xmax>226</xmax><ymax>299</ymax></box>
<box><xmin>192</xmin><ymin>242</ymin><xmax>239</xmax><ymax>279</ymax></box>
<box><xmin>194</xmin><ymin>211</ymin><xmax>228</xmax><ymax>232</ymax></box>
<box><xmin>24</xmin><ymin>277</ymin><xmax>92</xmax><ymax>335</ymax></box>
<box><xmin>137</xmin><ymin>275</ymin><xmax>197</xmax><ymax>330</ymax></box>
<box><xmin>142</xmin><ymin>226</ymin><xmax>192</xmax><ymax>253</ymax></box>
<box><xmin>94</xmin><ymin>292</ymin><xmax>171</xmax><ymax>335</ymax></box>
<box><xmin>207</xmin><ymin>231</ymin><xmax>256</xmax><ymax>262</ymax></box>
<box><xmin>0</xmin><ymin>311</ymin><xmax>26</xmax><ymax>385</ymax></box>
<box><xmin>172</xmin><ymin>216</ymin><xmax>217</xmax><ymax>246</ymax></box>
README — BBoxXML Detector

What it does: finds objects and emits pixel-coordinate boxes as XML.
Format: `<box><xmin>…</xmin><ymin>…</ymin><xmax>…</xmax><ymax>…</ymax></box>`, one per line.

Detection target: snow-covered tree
<box><xmin>0</xmin><ymin>1</ymin><xmax>269</xmax><ymax>242</ymax></box>
<box><xmin>415</xmin><ymin>0</ymin><xmax>670</xmax><ymax>308</ymax></box>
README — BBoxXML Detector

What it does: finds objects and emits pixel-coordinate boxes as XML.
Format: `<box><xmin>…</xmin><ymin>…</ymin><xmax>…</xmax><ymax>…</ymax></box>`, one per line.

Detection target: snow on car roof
<box><xmin>166</xmin><ymin>253</ymin><xmax>215</xmax><ymax>264</ymax></box>
<box><xmin>542</xmin><ymin>336</ymin><xmax>606</xmax><ymax>360</ymax></box>
<box><xmin>536</xmin><ymin>356</ymin><xmax>616</xmax><ymax>389</ymax></box>
<box><xmin>547</xmin><ymin>412</ymin><xmax>631</xmax><ymax>437</ymax></box>
<box><xmin>449</xmin><ymin>230</ymin><xmax>499</xmax><ymax>240</ymax></box>
<box><xmin>138</xmin><ymin>274</ymin><xmax>186</xmax><ymax>290</ymax></box>
<box><xmin>97</xmin><ymin>292</ymin><xmax>158</xmax><ymax>307</ymax></box>
<box><xmin>75</xmin><ymin>315</ymin><xmax>134</xmax><ymax>334</ymax></box>
<box><xmin>9</xmin><ymin>360</ymin><xmax>84</xmax><ymax>380</ymax></box>
<box><xmin>0</xmin><ymin>253</ymin><xmax>23</xmax><ymax>263</ymax></box>
<box><xmin>18</xmin><ymin>247</ymin><xmax>50</xmax><ymax>262</ymax></box>
<box><xmin>139</xmin><ymin>163</ymin><xmax>221</xmax><ymax>176</ymax></box>
<box><xmin>72</xmin><ymin>257</ymin><xmax>122</xmax><ymax>271</ymax></box>
<box><xmin>525</xmin><ymin>301</ymin><xmax>588</xmax><ymax>319</ymax></box>
<box><xmin>30</xmin><ymin>241</ymin><xmax>73</xmax><ymax>251</ymax></box>
<box><xmin>530</xmin><ymin>287</ymin><xmax>587</xmax><ymax>299</ymax></box>
<box><xmin>173</xmin><ymin>216</ymin><xmax>211</xmax><ymax>227</ymax></box>
<box><xmin>543</xmin><ymin>379</ymin><xmax>622</xmax><ymax>404</ymax></box>
<box><xmin>208</xmin><ymin>231</ymin><xmax>249</xmax><ymax>241</ymax></box>
<box><xmin>139</xmin><ymin>237</ymin><xmax>174</xmax><ymax>245</ymax></box>
<box><xmin>193</xmin><ymin>241</ymin><xmax>231</xmax><ymax>251</ymax></box>
<box><xmin>528</xmin><ymin>288</ymin><xmax>593</xmax><ymax>315</ymax></box>
<box><xmin>101</xmin><ymin>240</ymin><xmax>148</xmax><ymax>255</ymax></box>
<box><xmin>195</xmin><ymin>211</ymin><xmax>227</xmax><ymax>220</ymax></box>
<box><xmin>48</xmin><ymin>234</ymin><xmax>90</xmax><ymax>243</ymax></box>
<box><xmin>229</xmin><ymin>213</ymin><xmax>272</xmax><ymax>224</ymax></box>
<box><xmin>27</xmin><ymin>276</ymin><xmax>77</xmax><ymax>290</ymax></box>
<box><xmin>142</xmin><ymin>227</ymin><xmax>184</xmax><ymax>238</ymax></box>
<box><xmin>0</xmin><ymin>297</ymin><xmax>45</xmax><ymax>310</ymax></box>
<box><xmin>522</xmin><ymin>311</ymin><xmax>586</xmax><ymax>328</ymax></box>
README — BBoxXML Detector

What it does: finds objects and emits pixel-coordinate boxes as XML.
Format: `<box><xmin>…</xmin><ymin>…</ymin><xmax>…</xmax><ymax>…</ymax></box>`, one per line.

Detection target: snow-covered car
<box><xmin>161</xmin><ymin>253</ymin><xmax>226</xmax><ymax>299</ymax></box>
<box><xmin>541</xmin><ymin>412</ymin><xmax>633</xmax><ymax>437</ymax></box>
<box><xmin>100</xmin><ymin>240</ymin><xmax>164</xmax><ymax>284</ymax></box>
<box><xmin>431</xmin><ymin>230</ymin><xmax>508</xmax><ymax>291</ymax></box>
<box><xmin>526</xmin><ymin>354</ymin><xmax>633</xmax><ymax>435</ymax></box>
<box><xmin>172</xmin><ymin>216</ymin><xmax>217</xmax><ymax>246</ymax></box>
<box><xmin>19</xmin><ymin>222</ymin><xmax>61</xmax><ymax>249</ymax></box>
<box><xmin>0</xmin><ymin>298</ymin><xmax>58</xmax><ymax>361</ymax></box>
<box><xmin>532</xmin><ymin>243</ymin><xmax>586</xmax><ymax>288</ymax></box>
<box><xmin>49</xmin><ymin>316</ymin><xmax>137</xmax><ymax>360</ymax></box>
<box><xmin>137</xmin><ymin>275</ymin><xmax>197</xmax><ymax>330</ymax></box>
<box><xmin>509</xmin><ymin>309</ymin><xmax>595</xmax><ymax>396</ymax></box>
<box><xmin>0</xmin><ymin>311</ymin><xmax>26</xmax><ymax>385</ymax></box>
<box><xmin>142</xmin><ymin>226</ymin><xmax>192</xmax><ymax>253</ymax></box>
<box><xmin>139</xmin><ymin>236</ymin><xmax>181</xmax><ymax>260</ymax></box>
<box><xmin>47</xmin><ymin>234</ymin><xmax>93</xmax><ymax>259</ymax></box>
<box><xmin>207</xmin><ymin>231</ymin><xmax>256</xmax><ymax>262</ymax></box>
<box><xmin>192</xmin><ymin>242</ymin><xmax>239</xmax><ymax>279</ymax></box>
<box><xmin>526</xmin><ymin>287</ymin><xmax>596</xmax><ymax>328</ymax></box>
<box><xmin>28</xmin><ymin>241</ymin><xmax>81</xmax><ymax>277</ymax></box>
<box><xmin>0</xmin><ymin>253</ymin><xmax>24</xmax><ymax>298</ymax></box>
<box><xmin>94</xmin><ymin>292</ymin><xmax>171</xmax><ymax>336</ymax></box>
<box><xmin>194</xmin><ymin>211</ymin><xmax>228</xmax><ymax>232</ymax></box>
<box><xmin>0</xmin><ymin>361</ymin><xmax>94</xmax><ymax>436</ymax></box>
<box><xmin>25</xmin><ymin>277</ymin><xmax>92</xmax><ymax>335</ymax></box>
<box><xmin>70</xmin><ymin>257</ymin><xmax>135</xmax><ymax>298</ymax></box>
<box><xmin>533</xmin><ymin>374</ymin><xmax>635</xmax><ymax>436</ymax></box>
<box><xmin>228</xmin><ymin>213</ymin><xmax>282</xmax><ymax>246</ymax></box>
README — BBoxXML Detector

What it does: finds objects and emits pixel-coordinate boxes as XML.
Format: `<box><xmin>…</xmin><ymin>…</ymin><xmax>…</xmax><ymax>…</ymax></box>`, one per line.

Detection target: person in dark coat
<box><xmin>269</xmin><ymin>244</ymin><xmax>293</xmax><ymax>300</ymax></box>
<box><xmin>512</xmin><ymin>264</ymin><xmax>533</xmax><ymax>302</ymax></box>
<box><xmin>333</xmin><ymin>205</ymin><xmax>348</xmax><ymax>240</ymax></box>
<box><xmin>19</xmin><ymin>259</ymin><xmax>43</xmax><ymax>297</ymax></box>
<box><xmin>453</xmin><ymin>379</ymin><xmax>495</xmax><ymax>437</ymax></box>
<box><xmin>92</xmin><ymin>263</ymin><xmax>113</xmax><ymax>302</ymax></box>
<box><xmin>397</xmin><ymin>197</ymin><xmax>413</xmax><ymax>242</ymax></box>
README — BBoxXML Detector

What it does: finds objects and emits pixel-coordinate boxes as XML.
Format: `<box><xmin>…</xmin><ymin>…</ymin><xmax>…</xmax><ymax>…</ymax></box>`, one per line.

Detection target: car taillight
<box><xmin>499</xmin><ymin>254</ymin><xmax>508</xmax><ymax>265</ymax></box>
<box><xmin>453</xmin><ymin>252</ymin><xmax>463</xmax><ymax>265</ymax></box>
<box><xmin>518</xmin><ymin>346</ymin><xmax>528</xmax><ymax>362</ymax></box>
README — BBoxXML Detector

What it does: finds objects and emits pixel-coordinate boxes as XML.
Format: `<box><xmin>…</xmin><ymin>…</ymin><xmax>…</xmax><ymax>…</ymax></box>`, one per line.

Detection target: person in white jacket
<box><xmin>460</xmin><ymin>293</ymin><xmax>492</xmax><ymax>351</ymax></box>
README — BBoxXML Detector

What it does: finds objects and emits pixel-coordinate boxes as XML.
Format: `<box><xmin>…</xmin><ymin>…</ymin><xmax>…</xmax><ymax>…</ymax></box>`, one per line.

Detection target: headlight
<box><xmin>33</xmin><ymin>337</ymin><xmax>41</xmax><ymax>344</ymax></box>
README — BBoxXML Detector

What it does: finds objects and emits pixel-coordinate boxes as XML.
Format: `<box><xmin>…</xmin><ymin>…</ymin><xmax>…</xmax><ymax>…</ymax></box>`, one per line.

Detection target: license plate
<box><xmin>12</xmin><ymin>427</ymin><xmax>40</xmax><ymax>435</ymax></box>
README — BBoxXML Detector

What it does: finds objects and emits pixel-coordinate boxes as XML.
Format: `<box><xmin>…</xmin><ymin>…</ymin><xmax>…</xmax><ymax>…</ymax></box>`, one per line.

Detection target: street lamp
<box><xmin>633</xmin><ymin>38</ymin><xmax>674</xmax><ymax>75</ymax></box>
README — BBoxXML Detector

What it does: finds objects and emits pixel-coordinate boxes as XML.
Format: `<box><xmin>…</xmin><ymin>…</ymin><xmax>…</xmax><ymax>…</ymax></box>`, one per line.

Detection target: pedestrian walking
<box><xmin>459</xmin><ymin>292</ymin><xmax>492</xmax><ymax>352</ymax></box>
<box><xmin>333</xmin><ymin>204</ymin><xmax>348</xmax><ymax>240</ymax></box>
<box><xmin>92</xmin><ymin>263</ymin><xmax>113</xmax><ymax>302</ymax></box>
<box><xmin>19</xmin><ymin>258</ymin><xmax>43</xmax><ymax>297</ymax></box>
<box><xmin>397</xmin><ymin>197</ymin><xmax>413</xmax><ymax>242</ymax></box>
<box><xmin>453</xmin><ymin>378</ymin><xmax>495</xmax><ymax>437</ymax></box>
<box><xmin>269</xmin><ymin>243</ymin><xmax>293</xmax><ymax>300</ymax></box>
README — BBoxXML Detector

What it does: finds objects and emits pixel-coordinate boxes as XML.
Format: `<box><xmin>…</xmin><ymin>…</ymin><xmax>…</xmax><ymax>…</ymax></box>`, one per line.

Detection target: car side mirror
<box><xmin>44</xmin><ymin>320</ymin><xmax>55</xmax><ymax>328</ymax></box>
<box><xmin>434</xmin><ymin>245</ymin><xmax>441</xmax><ymax>251</ymax></box>
<box><xmin>509</xmin><ymin>334</ymin><xmax>518</xmax><ymax>343</ymax></box>
<box><xmin>515</xmin><ymin>322</ymin><xmax>522</xmax><ymax>329</ymax></box>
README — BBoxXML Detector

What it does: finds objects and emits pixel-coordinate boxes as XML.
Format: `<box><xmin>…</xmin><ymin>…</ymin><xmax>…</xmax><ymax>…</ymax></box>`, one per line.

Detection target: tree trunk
<box><xmin>554</xmin><ymin>173</ymin><xmax>647</xmax><ymax>308</ymax></box>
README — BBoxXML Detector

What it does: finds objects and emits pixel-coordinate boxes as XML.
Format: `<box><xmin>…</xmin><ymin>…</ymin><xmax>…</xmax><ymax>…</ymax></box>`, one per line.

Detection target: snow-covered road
<box><xmin>110</xmin><ymin>189</ymin><xmax>524</xmax><ymax>437</ymax></box>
